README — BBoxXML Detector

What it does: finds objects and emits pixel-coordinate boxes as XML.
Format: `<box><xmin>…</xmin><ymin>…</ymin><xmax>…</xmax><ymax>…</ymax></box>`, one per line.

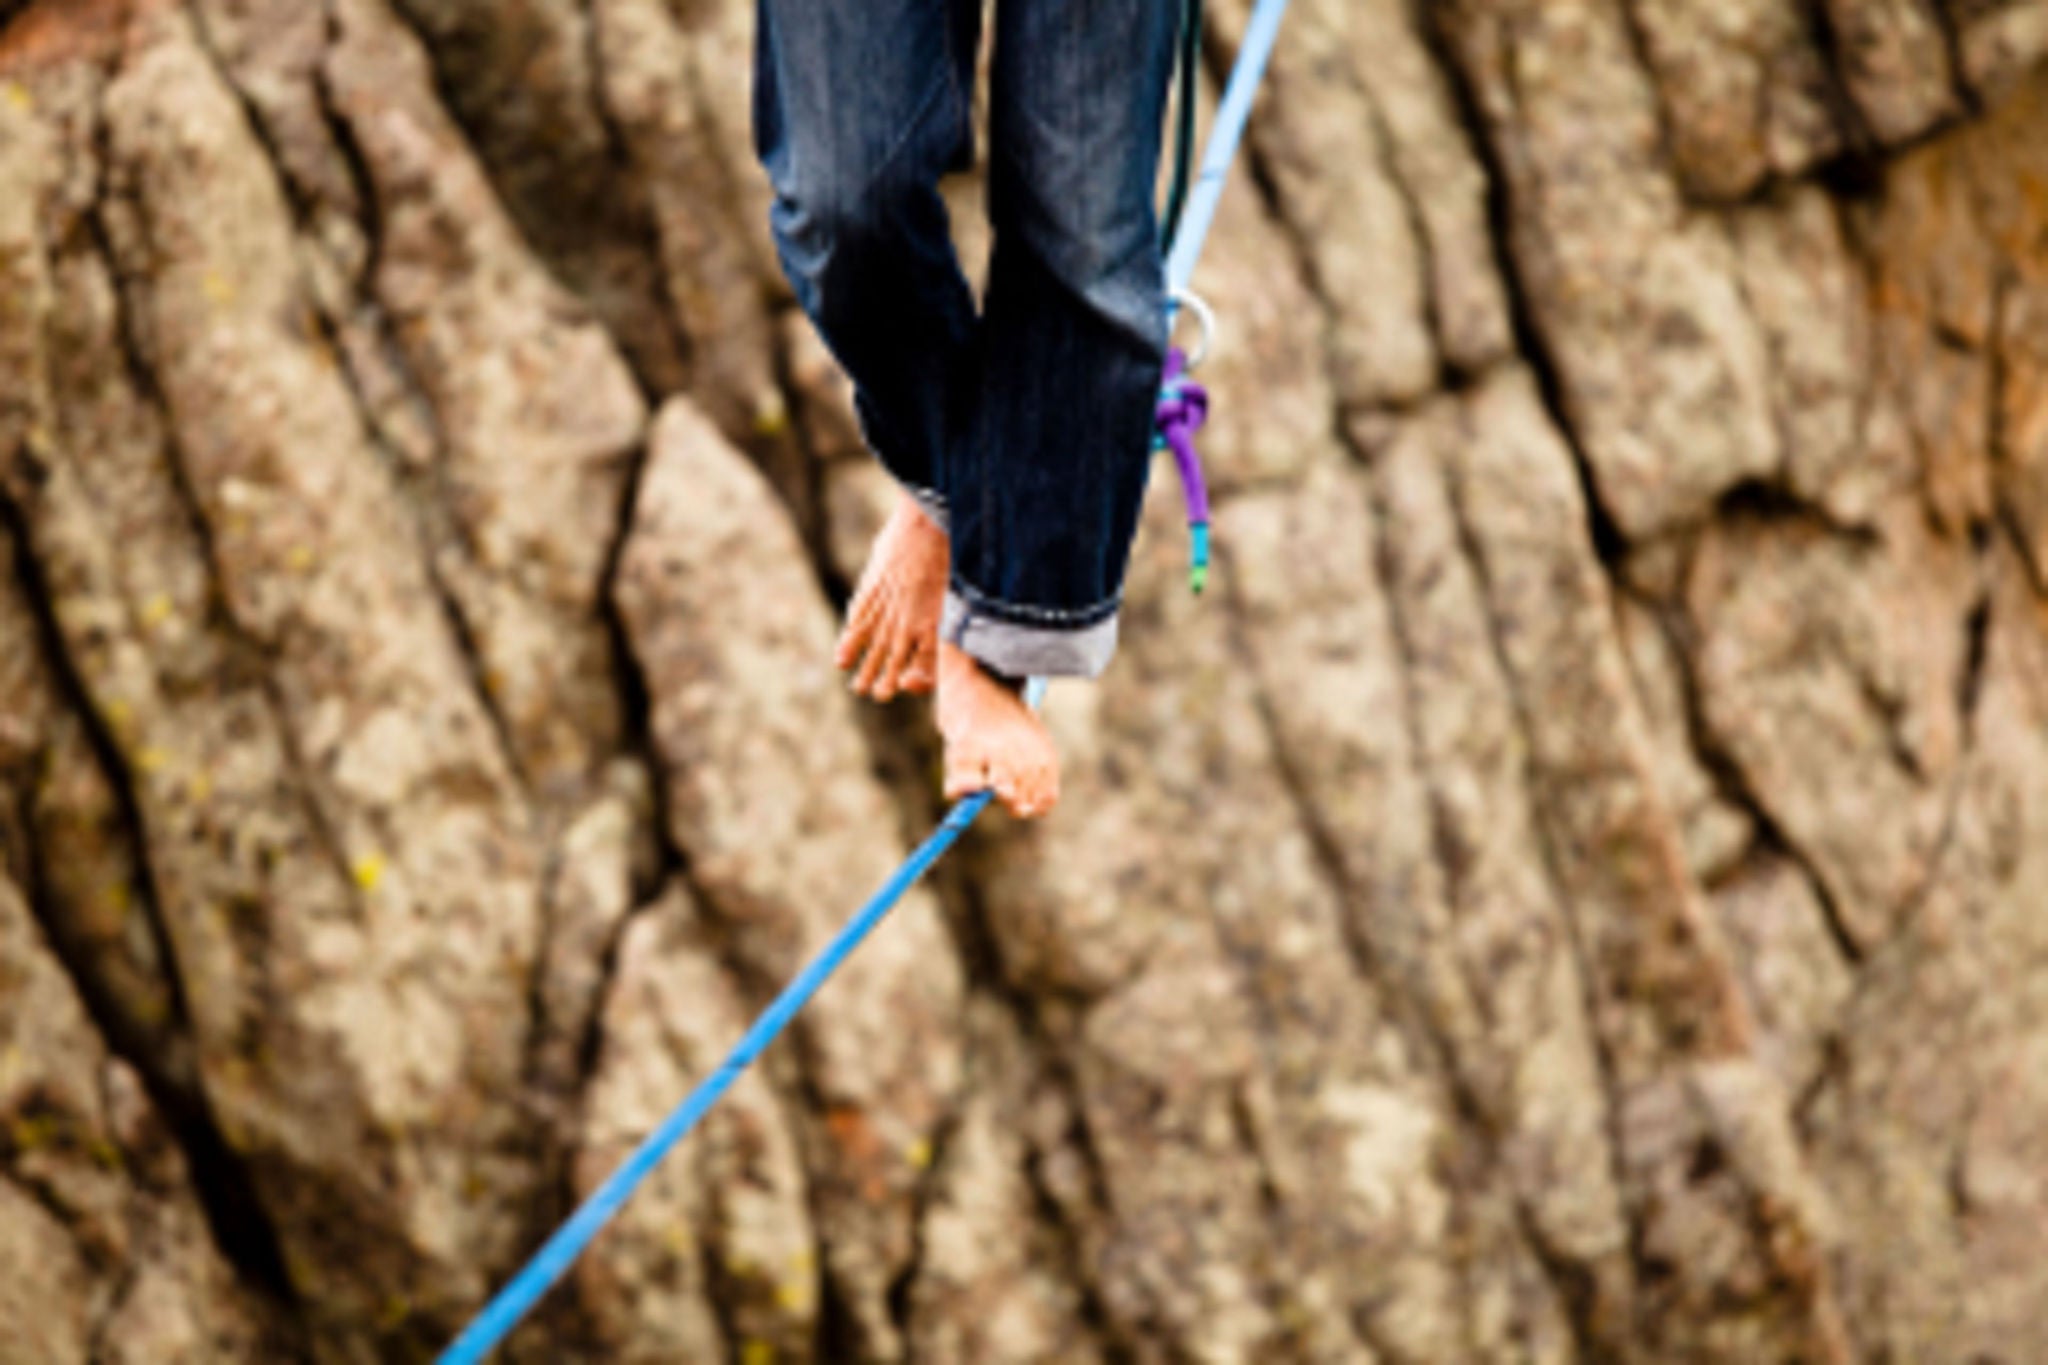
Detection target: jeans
<box><xmin>754</xmin><ymin>0</ymin><xmax>1179</xmax><ymax>677</ymax></box>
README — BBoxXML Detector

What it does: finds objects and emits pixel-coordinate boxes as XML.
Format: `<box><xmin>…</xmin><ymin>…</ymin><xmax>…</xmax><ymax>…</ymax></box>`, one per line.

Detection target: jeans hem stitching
<box><xmin>949</xmin><ymin>574</ymin><xmax>1121</xmax><ymax>628</ymax></box>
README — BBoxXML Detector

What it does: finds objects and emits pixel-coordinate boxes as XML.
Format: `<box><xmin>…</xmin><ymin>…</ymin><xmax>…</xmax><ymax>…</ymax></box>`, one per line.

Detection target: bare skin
<box><xmin>835</xmin><ymin>493</ymin><xmax>950</xmax><ymax>701</ymax></box>
<box><xmin>936</xmin><ymin>641</ymin><xmax>1061</xmax><ymax>818</ymax></box>
<box><xmin>837</xmin><ymin>491</ymin><xmax>1061</xmax><ymax>817</ymax></box>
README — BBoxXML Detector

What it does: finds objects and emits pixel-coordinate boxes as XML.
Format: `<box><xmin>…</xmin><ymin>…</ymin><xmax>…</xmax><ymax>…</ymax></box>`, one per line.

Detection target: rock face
<box><xmin>0</xmin><ymin>864</ymin><xmax>286</xmax><ymax>1363</ymax></box>
<box><xmin>4</xmin><ymin>0</ymin><xmax>2048</xmax><ymax>1359</ymax></box>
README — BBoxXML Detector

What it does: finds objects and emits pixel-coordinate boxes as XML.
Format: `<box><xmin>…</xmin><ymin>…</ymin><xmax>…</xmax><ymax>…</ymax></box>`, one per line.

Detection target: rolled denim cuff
<box><xmin>941</xmin><ymin>586</ymin><xmax>1119</xmax><ymax>679</ymax></box>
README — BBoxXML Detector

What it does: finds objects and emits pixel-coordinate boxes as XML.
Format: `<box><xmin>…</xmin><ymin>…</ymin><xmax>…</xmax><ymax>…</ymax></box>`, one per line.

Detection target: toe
<box><xmin>983</xmin><ymin>744</ymin><xmax>1033</xmax><ymax>819</ymax></box>
<box><xmin>1006</xmin><ymin>759</ymin><xmax>1056</xmax><ymax>820</ymax></box>
<box><xmin>900</xmin><ymin>628</ymin><xmax>939</xmax><ymax>694</ymax></box>
<box><xmin>943</xmin><ymin>746</ymin><xmax>992</xmax><ymax>803</ymax></box>
<box><xmin>852</xmin><ymin>606</ymin><xmax>894</xmax><ymax>696</ymax></box>
<box><xmin>870</xmin><ymin>641</ymin><xmax>898</xmax><ymax>701</ymax></box>
<box><xmin>1039</xmin><ymin>750</ymin><xmax>1063</xmax><ymax>814</ymax></box>
<box><xmin>1012</xmin><ymin>728</ymin><xmax>1061</xmax><ymax>819</ymax></box>
<box><xmin>900</xmin><ymin>659</ymin><xmax>934</xmax><ymax>696</ymax></box>
<box><xmin>873</xmin><ymin>619</ymin><xmax>917</xmax><ymax>703</ymax></box>
<box><xmin>1030</xmin><ymin>764</ymin><xmax>1061</xmax><ymax>817</ymax></box>
<box><xmin>836</xmin><ymin>595</ymin><xmax>880</xmax><ymax>670</ymax></box>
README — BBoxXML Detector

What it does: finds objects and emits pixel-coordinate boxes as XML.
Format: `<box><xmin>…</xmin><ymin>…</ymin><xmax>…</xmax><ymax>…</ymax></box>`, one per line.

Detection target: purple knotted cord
<box><xmin>1156</xmin><ymin>347</ymin><xmax>1211</xmax><ymax>524</ymax></box>
<box><xmin>1154</xmin><ymin>346</ymin><xmax>1212</xmax><ymax>592</ymax></box>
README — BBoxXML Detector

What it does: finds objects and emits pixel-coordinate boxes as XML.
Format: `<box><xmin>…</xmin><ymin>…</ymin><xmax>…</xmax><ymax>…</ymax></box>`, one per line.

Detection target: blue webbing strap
<box><xmin>437</xmin><ymin>686</ymin><xmax>1042</xmax><ymax>1365</ymax></box>
<box><xmin>1166</xmin><ymin>0</ymin><xmax>1291</xmax><ymax>300</ymax></box>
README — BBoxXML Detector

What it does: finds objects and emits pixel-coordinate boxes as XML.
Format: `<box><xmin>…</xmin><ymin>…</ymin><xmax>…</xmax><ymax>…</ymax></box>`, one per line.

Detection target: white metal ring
<box><xmin>1169</xmin><ymin>288</ymin><xmax>1218</xmax><ymax>370</ymax></box>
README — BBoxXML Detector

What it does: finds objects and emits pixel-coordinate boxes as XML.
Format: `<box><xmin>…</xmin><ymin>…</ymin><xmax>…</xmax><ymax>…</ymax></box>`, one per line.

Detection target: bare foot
<box><xmin>836</xmin><ymin>493</ymin><xmax>949</xmax><ymax>700</ymax></box>
<box><xmin>936</xmin><ymin>643</ymin><xmax>1060</xmax><ymax>818</ymax></box>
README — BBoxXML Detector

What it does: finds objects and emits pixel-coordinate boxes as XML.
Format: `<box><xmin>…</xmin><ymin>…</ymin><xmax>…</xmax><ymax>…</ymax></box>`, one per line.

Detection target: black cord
<box><xmin>1160</xmin><ymin>0</ymin><xmax>1202</xmax><ymax>252</ymax></box>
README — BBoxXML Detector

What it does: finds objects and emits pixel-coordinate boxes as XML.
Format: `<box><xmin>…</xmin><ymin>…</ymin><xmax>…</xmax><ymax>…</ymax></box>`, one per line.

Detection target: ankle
<box><xmin>898</xmin><ymin>491</ymin><xmax>946</xmax><ymax>538</ymax></box>
<box><xmin>937</xmin><ymin>642</ymin><xmax>1014</xmax><ymax>695</ymax></box>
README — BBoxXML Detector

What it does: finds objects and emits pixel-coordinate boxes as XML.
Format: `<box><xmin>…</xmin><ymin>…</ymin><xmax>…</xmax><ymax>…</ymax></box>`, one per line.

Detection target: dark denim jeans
<box><xmin>755</xmin><ymin>0</ymin><xmax>1179</xmax><ymax>677</ymax></box>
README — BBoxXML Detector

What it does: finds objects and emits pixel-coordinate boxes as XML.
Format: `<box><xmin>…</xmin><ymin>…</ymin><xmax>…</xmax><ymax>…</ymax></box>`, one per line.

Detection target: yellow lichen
<box><xmin>2</xmin><ymin>84</ymin><xmax>30</xmax><ymax>115</ymax></box>
<box><xmin>752</xmin><ymin>393</ymin><xmax>791</xmax><ymax>438</ymax></box>
<box><xmin>771</xmin><ymin>1255</ymin><xmax>817</xmax><ymax>1315</ymax></box>
<box><xmin>138</xmin><ymin>593</ymin><xmax>174</xmax><ymax>628</ymax></box>
<box><xmin>10</xmin><ymin>1113</ymin><xmax>60</xmax><ymax>1152</ymax></box>
<box><xmin>351</xmin><ymin>853</ymin><xmax>387</xmax><ymax>892</ymax></box>
<box><xmin>740</xmin><ymin>1341</ymin><xmax>776</xmax><ymax>1365</ymax></box>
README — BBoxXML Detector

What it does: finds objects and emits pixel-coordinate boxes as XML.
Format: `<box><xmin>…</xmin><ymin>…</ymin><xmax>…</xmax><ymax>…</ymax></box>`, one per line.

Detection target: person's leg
<box><xmin>932</xmin><ymin>0</ymin><xmax>1177</xmax><ymax>815</ymax></box>
<box><xmin>755</xmin><ymin>0</ymin><xmax>979</xmax><ymax>696</ymax></box>
<box><xmin>942</xmin><ymin>0</ymin><xmax>1180</xmax><ymax>680</ymax></box>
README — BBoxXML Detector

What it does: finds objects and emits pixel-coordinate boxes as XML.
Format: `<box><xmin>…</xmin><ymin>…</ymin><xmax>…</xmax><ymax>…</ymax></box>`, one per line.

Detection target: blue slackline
<box><xmin>436</xmin><ymin>689</ymin><xmax>1042</xmax><ymax>1365</ymax></box>
<box><xmin>440</xmin><ymin>0</ymin><xmax>1291</xmax><ymax>1355</ymax></box>
<box><xmin>1167</xmin><ymin>0</ymin><xmax>1291</xmax><ymax>299</ymax></box>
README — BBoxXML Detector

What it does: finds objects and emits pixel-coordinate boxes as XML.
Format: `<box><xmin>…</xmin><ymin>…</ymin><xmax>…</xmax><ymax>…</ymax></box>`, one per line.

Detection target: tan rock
<box><xmin>1805</xmin><ymin>552</ymin><xmax>2048</xmax><ymax>1359</ymax></box>
<box><xmin>1439</xmin><ymin>0</ymin><xmax>1782</xmax><ymax>537</ymax></box>
<box><xmin>1820</xmin><ymin>0</ymin><xmax>1960</xmax><ymax>144</ymax></box>
<box><xmin>0</xmin><ymin>870</ymin><xmax>283</xmax><ymax>1364</ymax></box>
<box><xmin>1688</xmin><ymin>501</ymin><xmax>1975</xmax><ymax>951</ymax></box>
<box><xmin>2</xmin><ymin>1</ymin><xmax>2048</xmax><ymax>1359</ymax></box>
<box><xmin>1213</xmin><ymin>0</ymin><xmax>1439</xmax><ymax>407</ymax></box>
<box><xmin>1628</xmin><ymin>0</ymin><xmax>1842</xmax><ymax>199</ymax></box>
<box><xmin>1730</xmin><ymin>185</ymin><xmax>1913</xmax><ymax>525</ymax></box>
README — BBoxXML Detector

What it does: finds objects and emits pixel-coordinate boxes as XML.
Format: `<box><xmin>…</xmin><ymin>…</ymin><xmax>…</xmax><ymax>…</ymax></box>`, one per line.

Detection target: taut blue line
<box><xmin>437</xmin><ymin>682</ymin><xmax>1045</xmax><ymax>1363</ymax></box>
<box><xmin>1165</xmin><ymin>0</ymin><xmax>1293</xmax><ymax>298</ymax></box>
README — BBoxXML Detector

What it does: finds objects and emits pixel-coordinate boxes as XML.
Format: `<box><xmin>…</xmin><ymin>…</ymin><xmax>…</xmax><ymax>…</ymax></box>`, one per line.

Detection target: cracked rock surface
<box><xmin>5</xmin><ymin>0</ymin><xmax>2048</xmax><ymax>1359</ymax></box>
